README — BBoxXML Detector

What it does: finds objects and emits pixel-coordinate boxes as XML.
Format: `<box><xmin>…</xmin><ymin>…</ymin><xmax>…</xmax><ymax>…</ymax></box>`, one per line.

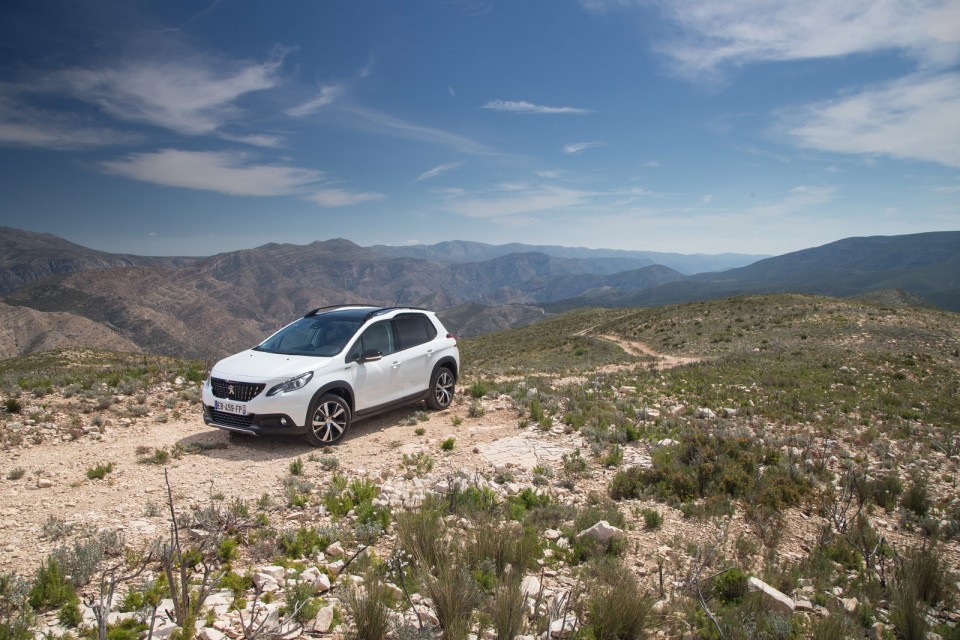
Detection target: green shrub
<box><xmin>86</xmin><ymin>462</ymin><xmax>114</xmax><ymax>480</ymax></box>
<box><xmin>346</xmin><ymin>572</ymin><xmax>393</xmax><ymax>640</ymax></box>
<box><xmin>279</xmin><ymin>527</ymin><xmax>330</xmax><ymax>560</ymax></box>
<box><xmin>288</xmin><ymin>457</ymin><xmax>304</xmax><ymax>476</ymax></box>
<box><xmin>57</xmin><ymin>597</ymin><xmax>83</xmax><ymax>628</ymax></box>
<box><xmin>5</xmin><ymin>468</ymin><xmax>25</xmax><ymax>481</ymax></box>
<box><xmin>468</xmin><ymin>402</ymin><xmax>485</xmax><ymax>418</ymax></box>
<box><xmin>0</xmin><ymin>574</ymin><xmax>34</xmax><ymax>640</ymax></box>
<box><xmin>28</xmin><ymin>559</ymin><xmax>75</xmax><ymax>610</ymax></box>
<box><xmin>712</xmin><ymin>568</ymin><xmax>748</xmax><ymax>604</ymax></box>
<box><xmin>609</xmin><ymin>467</ymin><xmax>644</xmax><ymax>500</ymax></box>
<box><xmin>488</xmin><ymin>573</ymin><xmax>525</xmax><ymax>640</ymax></box>
<box><xmin>3</xmin><ymin>398</ymin><xmax>21</xmax><ymax>414</ymax></box>
<box><xmin>641</xmin><ymin>508</ymin><xmax>663</xmax><ymax>530</ymax></box>
<box><xmin>902</xmin><ymin>475</ymin><xmax>931</xmax><ymax>517</ymax></box>
<box><xmin>581</xmin><ymin>558</ymin><xmax>654</xmax><ymax>640</ymax></box>
<box><xmin>441</xmin><ymin>437</ymin><xmax>456</xmax><ymax>451</ymax></box>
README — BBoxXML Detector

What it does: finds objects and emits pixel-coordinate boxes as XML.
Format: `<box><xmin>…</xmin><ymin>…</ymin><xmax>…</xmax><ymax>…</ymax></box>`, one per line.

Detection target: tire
<box><xmin>304</xmin><ymin>394</ymin><xmax>351</xmax><ymax>446</ymax></box>
<box><xmin>426</xmin><ymin>367</ymin><xmax>455</xmax><ymax>410</ymax></box>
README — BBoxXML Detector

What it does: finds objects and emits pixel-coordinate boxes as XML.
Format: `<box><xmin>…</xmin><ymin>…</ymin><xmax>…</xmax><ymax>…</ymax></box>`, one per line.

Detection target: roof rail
<box><xmin>303</xmin><ymin>304</ymin><xmax>377</xmax><ymax>318</ymax></box>
<box><xmin>363</xmin><ymin>306</ymin><xmax>429</xmax><ymax>321</ymax></box>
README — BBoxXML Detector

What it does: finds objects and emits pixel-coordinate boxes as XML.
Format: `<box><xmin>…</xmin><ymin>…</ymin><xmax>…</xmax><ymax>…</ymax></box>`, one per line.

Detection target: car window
<box><xmin>395</xmin><ymin>314</ymin><xmax>437</xmax><ymax>350</ymax></box>
<box><xmin>349</xmin><ymin>321</ymin><xmax>396</xmax><ymax>359</ymax></box>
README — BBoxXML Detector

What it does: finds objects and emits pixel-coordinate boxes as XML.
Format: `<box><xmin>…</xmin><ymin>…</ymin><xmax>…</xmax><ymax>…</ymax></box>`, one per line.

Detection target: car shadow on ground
<box><xmin>176</xmin><ymin>403</ymin><xmax>430</xmax><ymax>462</ymax></box>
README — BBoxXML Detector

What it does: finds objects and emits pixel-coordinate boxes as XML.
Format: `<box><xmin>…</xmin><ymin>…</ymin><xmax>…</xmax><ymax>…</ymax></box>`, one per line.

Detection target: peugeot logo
<box><xmin>227</xmin><ymin>384</ymin><xmax>235</xmax><ymax>397</ymax></box>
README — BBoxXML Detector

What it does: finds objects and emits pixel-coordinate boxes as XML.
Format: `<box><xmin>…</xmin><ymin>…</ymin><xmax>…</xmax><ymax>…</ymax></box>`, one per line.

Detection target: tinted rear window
<box><xmin>395</xmin><ymin>315</ymin><xmax>437</xmax><ymax>349</ymax></box>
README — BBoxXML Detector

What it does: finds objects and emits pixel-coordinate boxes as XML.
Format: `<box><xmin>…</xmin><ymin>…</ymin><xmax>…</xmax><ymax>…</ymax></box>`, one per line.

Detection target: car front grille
<box><xmin>211</xmin><ymin>378</ymin><xmax>265</xmax><ymax>402</ymax></box>
<box><xmin>209</xmin><ymin>409</ymin><xmax>255</xmax><ymax>428</ymax></box>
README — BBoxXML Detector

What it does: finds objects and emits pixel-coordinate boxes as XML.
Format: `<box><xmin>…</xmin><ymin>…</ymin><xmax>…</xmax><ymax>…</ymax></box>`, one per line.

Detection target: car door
<box><xmin>395</xmin><ymin>314</ymin><xmax>438</xmax><ymax>395</ymax></box>
<box><xmin>345</xmin><ymin>320</ymin><xmax>405</xmax><ymax>411</ymax></box>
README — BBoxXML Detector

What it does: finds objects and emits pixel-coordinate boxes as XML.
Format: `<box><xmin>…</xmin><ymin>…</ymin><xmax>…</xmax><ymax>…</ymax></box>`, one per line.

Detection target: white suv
<box><xmin>202</xmin><ymin>306</ymin><xmax>460</xmax><ymax>446</ymax></box>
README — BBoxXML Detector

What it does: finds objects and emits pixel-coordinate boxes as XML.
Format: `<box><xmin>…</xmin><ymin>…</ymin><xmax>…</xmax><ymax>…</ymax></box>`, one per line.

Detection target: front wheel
<box><xmin>304</xmin><ymin>394</ymin><xmax>351</xmax><ymax>446</ymax></box>
<box><xmin>426</xmin><ymin>367</ymin><xmax>455</xmax><ymax>410</ymax></box>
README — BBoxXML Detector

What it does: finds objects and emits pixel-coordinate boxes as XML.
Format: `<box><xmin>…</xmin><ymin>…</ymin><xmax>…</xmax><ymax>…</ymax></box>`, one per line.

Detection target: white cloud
<box><xmin>621</xmin><ymin>0</ymin><xmax>960</xmax><ymax>79</ymax></box>
<box><xmin>784</xmin><ymin>72</ymin><xmax>960</xmax><ymax>168</ymax></box>
<box><xmin>53</xmin><ymin>52</ymin><xmax>284</xmax><ymax>135</ymax></box>
<box><xmin>286</xmin><ymin>84</ymin><xmax>345</xmax><ymax>117</ymax></box>
<box><xmin>535</xmin><ymin>170</ymin><xmax>561</xmax><ymax>178</ymax></box>
<box><xmin>305</xmin><ymin>189</ymin><xmax>383</xmax><ymax>207</ymax></box>
<box><xmin>563</xmin><ymin>141</ymin><xmax>604</xmax><ymax>154</ymax></box>
<box><xmin>101</xmin><ymin>148</ymin><xmax>322</xmax><ymax>196</ymax></box>
<box><xmin>934</xmin><ymin>185</ymin><xmax>960</xmax><ymax>193</ymax></box>
<box><xmin>219</xmin><ymin>132</ymin><xmax>286</xmax><ymax>147</ymax></box>
<box><xmin>417</xmin><ymin>162</ymin><xmax>465</xmax><ymax>181</ymax></box>
<box><xmin>481</xmin><ymin>99</ymin><xmax>593</xmax><ymax>114</ymax></box>
<box><xmin>443</xmin><ymin>184</ymin><xmax>595</xmax><ymax>219</ymax></box>
<box><xmin>102</xmin><ymin>148</ymin><xmax>383</xmax><ymax>206</ymax></box>
<box><xmin>643</xmin><ymin>160</ymin><xmax>661</xmax><ymax>168</ymax></box>
<box><xmin>359</xmin><ymin>56</ymin><xmax>376</xmax><ymax>79</ymax></box>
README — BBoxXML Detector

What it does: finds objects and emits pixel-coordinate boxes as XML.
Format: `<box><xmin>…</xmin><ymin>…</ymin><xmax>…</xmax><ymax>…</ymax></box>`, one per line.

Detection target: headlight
<box><xmin>266</xmin><ymin>371</ymin><xmax>314</xmax><ymax>396</ymax></box>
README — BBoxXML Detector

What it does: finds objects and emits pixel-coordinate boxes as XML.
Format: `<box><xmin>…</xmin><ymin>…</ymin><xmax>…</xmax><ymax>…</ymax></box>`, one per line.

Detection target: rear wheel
<box><xmin>304</xmin><ymin>394</ymin><xmax>351</xmax><ymax>446</ymax></box>
<box><xmin>426</xmin><ymin>367</ymin><xmax>455</xmax><ymax>410</ymax></box>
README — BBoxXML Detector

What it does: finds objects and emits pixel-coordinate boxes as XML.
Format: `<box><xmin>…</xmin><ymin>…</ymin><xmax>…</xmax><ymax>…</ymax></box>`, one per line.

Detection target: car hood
<box><xmin>211</xmin><ymin>349</ymin><xmax>336</xmax><ymax>381</ymax></box>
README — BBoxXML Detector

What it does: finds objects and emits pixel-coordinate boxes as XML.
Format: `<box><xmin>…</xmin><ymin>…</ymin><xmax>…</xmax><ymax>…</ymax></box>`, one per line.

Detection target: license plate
<box><xmin>215</xmin><ymin>400</ymin><xmax>247</xmax><ymax>416</ymax></box>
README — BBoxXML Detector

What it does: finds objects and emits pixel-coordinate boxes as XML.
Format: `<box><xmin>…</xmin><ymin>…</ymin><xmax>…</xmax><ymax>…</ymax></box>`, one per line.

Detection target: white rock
<box><xmin>747</xmin><ymin>577</ymin><xmax>795</xmax><ymax>616</ymax></box>
<box><xmin>695</xmin><ymin>407</ymin><xmax>716</xmax><ymax>419</ymax></box>
<box><xmin>520</xmin><ymin>575</ymin><xmax>541</xmax><ymax>598</ymax></box>
<box><xmin>199</xmin><ymin>628</ymin><xmax>226</xmax><ymax>640</ymax></box>
<box><xmin>258</xmin><ymin>565</ymin><xmax>286</xmax><ymax>580</ymax></box>
<box><xmin>576</xmin><ymin>520</ymin><xmax>623</xmax><ymax>544</ymax></box>
<box><xmin>327</xmin><ymin>559</ymin><xmax>345</xmax><ymax>576</ymax></box>
<box><xmin>252</xmin><ymin>573</ymin><xmax>279</xmax><ymax>592</ymax></box>
<box><xmin>549</xmin><ymin>613</ymin><xmax>578</xmax><ymax>638</ymax></box>
<box><xmin>543</xmin><ymin>529</ymin><xmax>562</xmax><ymax>541</ymax></box>
<box><xmin>326</xmin><ymin>542</ymin><xmax>345</xmax><ymax>557</ymax></box>
<box><xmin>306</xmin><ymin>605</ymin><xmax>336</xmax><ymax>634</ymax></box>
<box><xmin>300</xmin><ymin>567</ymin><xmax>331</xmax><ymax>593</ymax></box>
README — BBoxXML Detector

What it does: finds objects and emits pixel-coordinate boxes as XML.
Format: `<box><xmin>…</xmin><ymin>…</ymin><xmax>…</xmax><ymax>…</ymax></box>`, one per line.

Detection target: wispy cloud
<box><xmin>52</xmin><ymin>52</ymin><xmax>284</xmax><ymax>135</ymax></box>
<box><xmin>305</xmin><ymin>189</ymin><xmax>383</xmax><ymax>207</ymax></box>
<box><xmin>600</xmin><ymin>0</ymin><xmax>960</xmax><ymax>80</ymax></box>
<box><xmin>481</xmin><ymin>99</ymin><xmax>593</xmax><ymax>114</ymax></box>
<box><xmin>219</xmin><ymin>132</ymin><xmax>286</xmax><ymax>148</ymax></box>
<box><xmin>747</xmin><ymin>185</ymin><xmax>836</xmax><ymax>217</ymax></box>
<box><xmin>359</xmin><ymin>56</ymin><xmax>376</xmax><ymax>79</ymax></box>
<box><xmin>100</xmin><ymin>148</ymin><xmax>381</xmax><ymax>206</ymax></box>
<box><xmin>417</xmin><ymin>161</ymin><xmax>465</xmax><ymax>181</ymax></box>
<box><xmin>442</xmin><ymin>184</ymin><xmax>596</xmax><ymax>219</ymax></box>
<box><xmin>101</xmin><ymin>149</ymin><xmax>323</xmax><ymax>196</ymax></box>
<box><xmin>287</xmin><ymin>84</ymin><xmax>345</xmax><ymax>117</ymax></box>
<box><xmin>562</xmin><ymin>141</ymin><xmax>603</xmax><ymax>154</ymax></box>
<box><xmin>339</xmin><ymin>104</ymin><xmax>499</xmax><ymax>155</ymax></box>
<box><xmin>783</xmin><ymin>72</ymin><xmax>960</xmax><ymax>169</ymax></box>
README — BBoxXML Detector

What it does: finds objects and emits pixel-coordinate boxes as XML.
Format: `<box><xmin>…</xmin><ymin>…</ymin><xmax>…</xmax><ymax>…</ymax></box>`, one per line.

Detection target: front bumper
<box><xmin>202</xmin><ymin>403</ymin><xmax>308</xmax><ymax>436</ymax></box>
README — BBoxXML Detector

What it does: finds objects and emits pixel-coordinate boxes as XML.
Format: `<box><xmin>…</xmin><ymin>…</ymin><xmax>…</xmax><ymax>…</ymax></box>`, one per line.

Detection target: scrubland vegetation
<box><xmin>1</xmin><ymin>294</ymin><xmax>959</xmax><ymax>640</ymax></box>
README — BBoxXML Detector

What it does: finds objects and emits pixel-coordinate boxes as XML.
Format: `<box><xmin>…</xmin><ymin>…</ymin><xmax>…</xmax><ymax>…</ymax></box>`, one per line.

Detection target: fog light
<box><xmin>280</xmin><ymin>418</ymin><xmax>287</xmax><ymax>426</ymax></box>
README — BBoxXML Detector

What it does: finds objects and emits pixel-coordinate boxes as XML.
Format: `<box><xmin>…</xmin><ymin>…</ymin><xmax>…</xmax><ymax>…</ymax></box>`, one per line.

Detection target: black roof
<box><xmin>303</xmin><ymin>305</ymin><xmax>429</xmax><ymax>322</ymax></box>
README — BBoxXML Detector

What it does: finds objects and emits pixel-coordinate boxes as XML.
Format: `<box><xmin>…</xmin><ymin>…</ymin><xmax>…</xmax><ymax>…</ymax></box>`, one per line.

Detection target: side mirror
<box><xmin>359</xmin><ymin>349</ymin><xmax>383</xmax><ymax>362</ymax></box>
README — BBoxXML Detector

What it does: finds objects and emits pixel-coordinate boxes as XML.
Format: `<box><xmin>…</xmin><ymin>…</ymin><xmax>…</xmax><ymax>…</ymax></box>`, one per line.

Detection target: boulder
<box><xmin>576</xmin><ymin>520</ymin><xmax>623</xmax><ymax>544</ymax></box>
<box><xmin>306</xmin><ymin>605</ymin><xmax>336</xmax><ymax>634</ymax></box>
<box><xmin>746</xmin><ymin>577</ymin><xmax>795</xmax><ymax>616</ymax></box>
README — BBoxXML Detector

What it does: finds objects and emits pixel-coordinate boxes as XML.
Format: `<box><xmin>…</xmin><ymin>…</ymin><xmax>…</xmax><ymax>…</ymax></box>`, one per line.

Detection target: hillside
<box><xmin>0</xmin><ymin>226</ymin><xmax>197</xmax><ymax>295</ymax></box>
<box><xmin>552</xmin><ymin>231</ymin><xmax>960</xmax><ymax>312</ymax></box>
<box><xmin>0</xmin><ymin>228</ymin><xmax>957</xmax><ymax>359</ymax></box>
<box><xmin>0</xmin><ymin>294</ymin><xmax>957</xmax><ymax>640</ymax></box>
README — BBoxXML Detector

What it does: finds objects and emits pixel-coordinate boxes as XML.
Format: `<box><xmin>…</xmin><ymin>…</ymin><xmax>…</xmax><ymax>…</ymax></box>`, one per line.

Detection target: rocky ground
<box><xmin>1</xmin><ymin>343</ymin><xmax>959</xmax><ymax>640</ymax></box>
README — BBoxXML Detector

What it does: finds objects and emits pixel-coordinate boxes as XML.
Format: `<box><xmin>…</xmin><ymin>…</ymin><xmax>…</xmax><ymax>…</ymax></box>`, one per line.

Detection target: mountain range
<box><xmin>0</xmin><ymin>226</ymin><xmax>956</xmax><ymax>359</ymax></box>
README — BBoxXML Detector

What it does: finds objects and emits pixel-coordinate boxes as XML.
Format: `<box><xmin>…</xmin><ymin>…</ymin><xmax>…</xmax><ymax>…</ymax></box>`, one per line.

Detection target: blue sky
<box><xmin>0</xmin><ymin>0</ymin><xmax>957</xmax><ymax>257</ymax></box>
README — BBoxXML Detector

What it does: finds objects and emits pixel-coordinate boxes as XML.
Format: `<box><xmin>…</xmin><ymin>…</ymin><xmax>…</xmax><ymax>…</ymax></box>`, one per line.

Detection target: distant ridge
<box><xmin>368</xmin><ymin>240</ymin><xmax>767</xmax><ymax>275</ymax></box>
<box><xmin>0</xmin><ymin>227</ymin><xmax>956</xmax><ymax>358</ymax></box>
<box><xmin>548</xmin><ymin>231</ymin><xmax>960</xmax><ymax>312</ymax></box>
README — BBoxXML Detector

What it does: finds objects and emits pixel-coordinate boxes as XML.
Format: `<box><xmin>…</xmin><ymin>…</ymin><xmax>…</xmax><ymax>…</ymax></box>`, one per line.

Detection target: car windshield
<box><xmin>255</xmin><ymin>317</ymin><xmax>361</xmax><ymax>357</ymax></box>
